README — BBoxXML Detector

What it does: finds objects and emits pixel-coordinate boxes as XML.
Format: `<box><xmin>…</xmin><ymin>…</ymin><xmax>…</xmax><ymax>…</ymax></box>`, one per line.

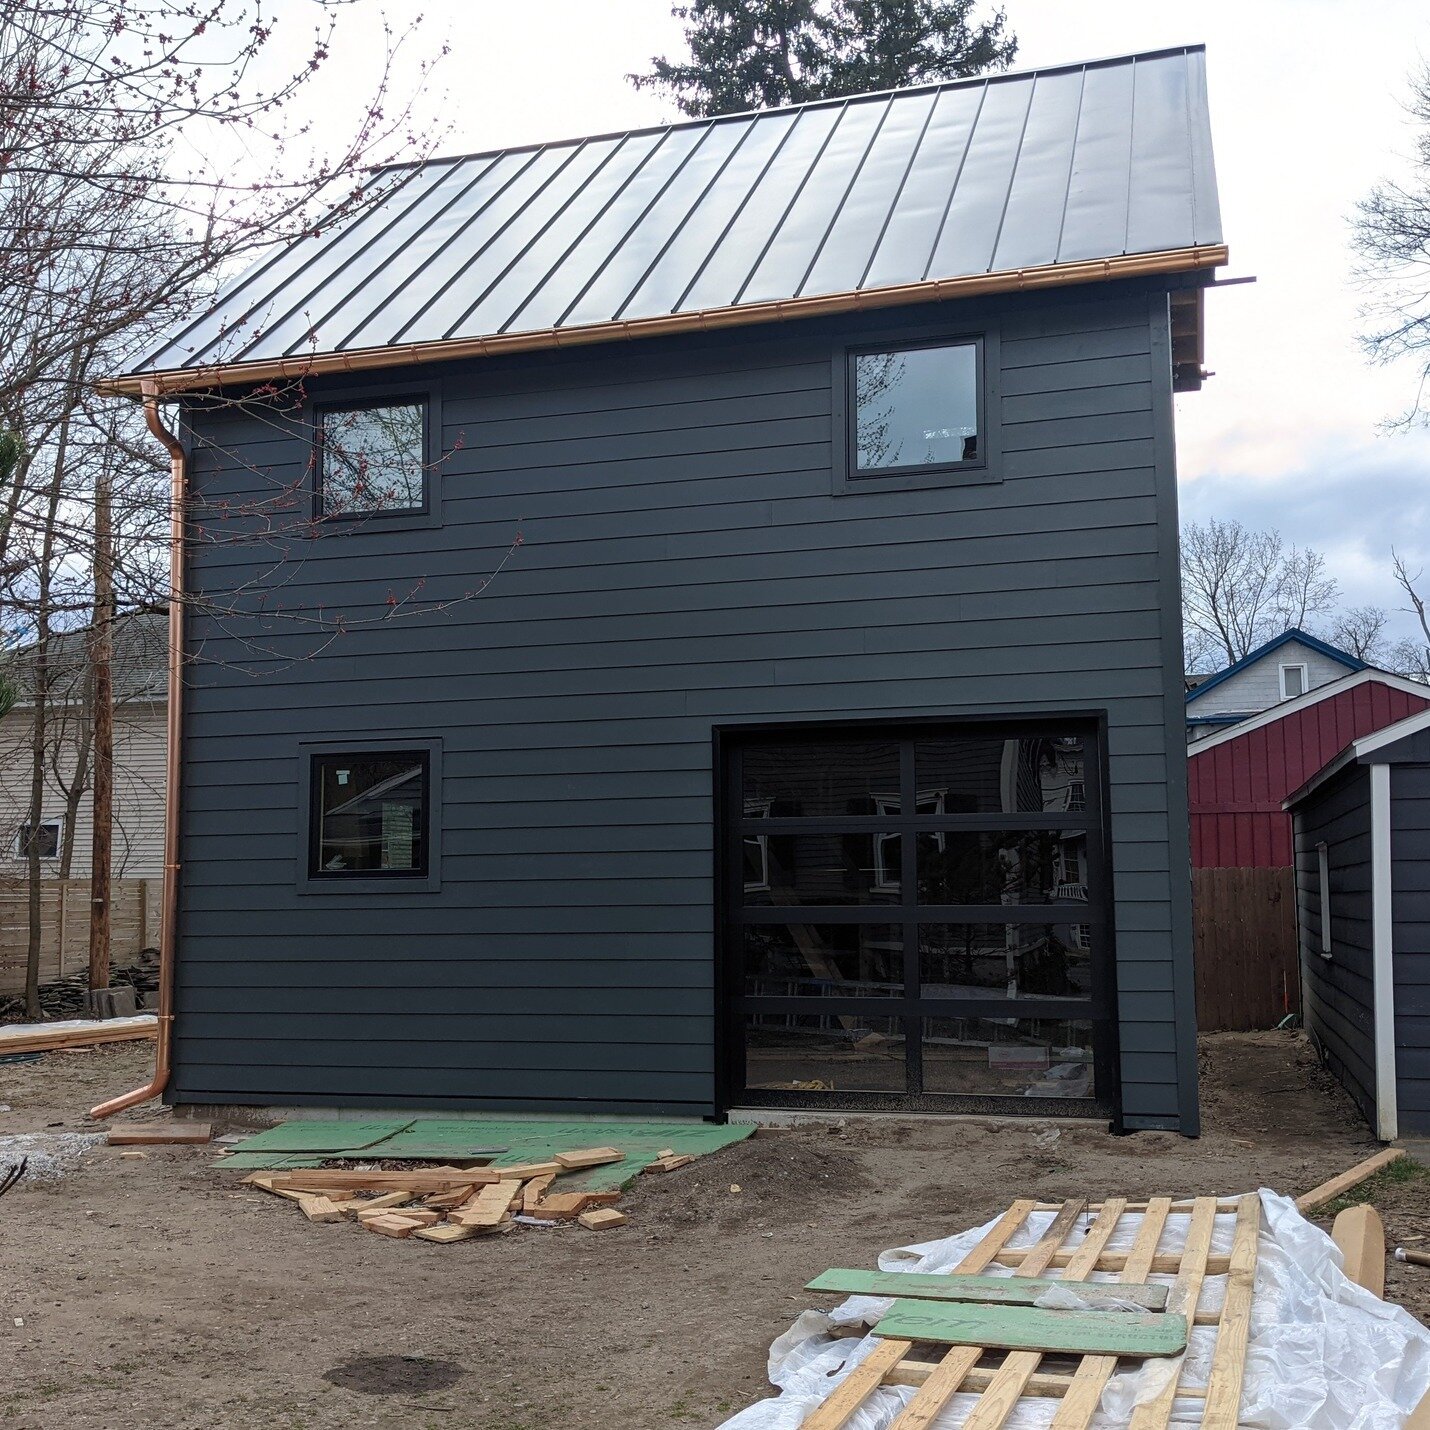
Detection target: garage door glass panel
<box><xmin>919</xmin><ymin>924</ymin><xmax>1092</xmax><ymax>999</ymax></box>
<box><xmin>744</xmin><ymin>832</ymin><xmax>902</xmax><ymax>905</ymax></box>
<box><xmin>745</xmin><ymin>1012</ymin><xmax>907</xmax><ymax>1093</ymax></box>
<box><xmin>914</xmin><ymin>735</ymin><xmax>1086</xmax><ymax>814</ymax></box>
<box><xmin>744</xmin><ymin>923</ymin><xmax>902</xmax><ymax>997</ymax></box>
<box><xmin>741</xmin><ymin>741</ymin><xmax>900</xmax><ymax>817</ymax></box>
<box><xmin>916</xmin><ymin>829</ymin><xmax>1088</xmax><ymax>905</ymax></box>
<box><xmin>921</xmin><ymin>1017</ymin><xmax>1095</xmax><ymax>1097</ymax></box>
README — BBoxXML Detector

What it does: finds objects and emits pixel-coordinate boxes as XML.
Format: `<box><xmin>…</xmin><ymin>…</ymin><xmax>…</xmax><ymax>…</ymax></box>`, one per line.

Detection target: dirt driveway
<box><xmin>0</xmin><ymin>1030</ymin><xmax>1420</xmax><ymax>1429</ymax></box>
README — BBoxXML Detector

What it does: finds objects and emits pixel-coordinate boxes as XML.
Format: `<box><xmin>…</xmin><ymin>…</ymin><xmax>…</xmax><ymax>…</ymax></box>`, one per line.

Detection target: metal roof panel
<box><xmin>124</xmin><ymin>46</ymin><xmax>1223</xmax><ymax>382</ymax></box>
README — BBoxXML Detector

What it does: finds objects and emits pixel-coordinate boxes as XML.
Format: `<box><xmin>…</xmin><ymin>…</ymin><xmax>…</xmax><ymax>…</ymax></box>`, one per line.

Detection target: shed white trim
<box><xmin>1370</xmin><ymin>762</ymin><xmax>1398</xmax><ymax>1142</ymax></box>
<box><xmin>1190</xmin><ymin>667</ymin><xmax>1430</xmax><ymax>757</ymax></box>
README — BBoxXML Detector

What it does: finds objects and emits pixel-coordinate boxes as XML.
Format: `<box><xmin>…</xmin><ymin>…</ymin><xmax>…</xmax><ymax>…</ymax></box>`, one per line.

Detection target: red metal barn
<box><xmin>1187</xmin><ymin>670</ymin><xmax>1430</xmax><ymax>1029</ymax></box>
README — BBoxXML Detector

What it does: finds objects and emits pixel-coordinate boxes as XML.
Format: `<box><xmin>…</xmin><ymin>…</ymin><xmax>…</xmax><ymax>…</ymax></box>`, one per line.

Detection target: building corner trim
<box><xmin>1370</xmin><ymin>762</ymin><xmax>1398</xmax><ymax>1142</ymax></box>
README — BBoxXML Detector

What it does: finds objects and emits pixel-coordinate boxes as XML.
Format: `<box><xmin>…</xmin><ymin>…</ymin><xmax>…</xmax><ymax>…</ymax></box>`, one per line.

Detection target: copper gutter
<box><xmin>99</xmin><ymin>244</ymin><xmax>1228</xmax><ymax>397</ymax></box>
<box><xmin>90</xmin><ymin>383</ymin><xmax>185</xmax><ymax>1117</ymax></box>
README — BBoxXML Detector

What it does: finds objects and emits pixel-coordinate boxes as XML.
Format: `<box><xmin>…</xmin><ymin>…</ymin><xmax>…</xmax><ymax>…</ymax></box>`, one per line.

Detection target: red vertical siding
<box><xmin>1188</xmin><ymin>680</ymin><xmax>1430</xmax><ymax>868</ymax></box>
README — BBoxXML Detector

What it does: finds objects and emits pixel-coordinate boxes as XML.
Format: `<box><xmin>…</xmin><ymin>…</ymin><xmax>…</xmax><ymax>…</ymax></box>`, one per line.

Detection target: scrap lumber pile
<box><xmin>243</xmin><ymin>1146</ymin><xmax>671</xmax><ymax>1243</ymax></box>
<box><xmin>0</xmin><ymin>1013</ymin><xmax>158</xmax><ymax>1057</ymax></box>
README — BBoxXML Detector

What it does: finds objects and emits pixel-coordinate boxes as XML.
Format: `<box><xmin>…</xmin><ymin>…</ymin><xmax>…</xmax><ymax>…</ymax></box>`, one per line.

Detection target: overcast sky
<box><xmin>301</xmin><ymin>0</ymin><xmax>1430</xmax><ymax>642</ymax></box>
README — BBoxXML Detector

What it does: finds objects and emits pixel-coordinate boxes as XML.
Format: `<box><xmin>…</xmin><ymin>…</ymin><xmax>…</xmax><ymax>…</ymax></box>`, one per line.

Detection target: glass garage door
<box><xmin>722</xmin><ymin>723</ymin><xmax>1116</xmax><ymax>1115</ymax></box>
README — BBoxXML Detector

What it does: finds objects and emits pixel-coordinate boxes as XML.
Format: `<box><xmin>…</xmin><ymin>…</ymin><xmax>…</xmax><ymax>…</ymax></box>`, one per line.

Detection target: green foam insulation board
<box><xmin>220</xmin><ymin>1117</ymin><xmax>754</xmax><ymax>1188</ymax></box>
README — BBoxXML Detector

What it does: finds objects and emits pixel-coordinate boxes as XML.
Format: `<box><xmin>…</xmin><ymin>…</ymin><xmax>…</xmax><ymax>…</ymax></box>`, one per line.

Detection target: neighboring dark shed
<box><xmin>1286</xmin><ymin>705</ymin><xmax>1430</xmax><ymax>1139</ymax></box>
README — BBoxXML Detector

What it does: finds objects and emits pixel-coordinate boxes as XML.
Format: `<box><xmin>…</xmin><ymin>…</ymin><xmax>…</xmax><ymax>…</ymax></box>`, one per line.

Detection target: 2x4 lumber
<box><xmin>884</xmin><ymin>1359</ymin><xmax>1215</xmax><ymax>1403</ymax></box>
<box><xmin>808</xmin><ymin>1199</ymin><xmax>1038</xmax><ymax>1430</ymax></box>
<box><xmin>994</xmin><ymin>1246</ymin><xmax>1226</xmax><ymax>1276</ymax></box>
<box><xmin>522</xmin><ymin>1173</ymin><xmax>555</xmax><ymax>1212</ymax></box>
<box><xmin>953</xmin><ymin>1199</ymin><xmax>1095</xmax><ymax>1430</ymax></box>
<box><xmin>1128</xmin><ymin>1195</ymin><xmax>1220</xmax><ymax>1430</ymax></box>
<box><xmin>0</xmin><ymin>1021</ymin><xmax>157</xmax><ymax>1055</ymax></box>
<box><xmin>347</xmin><ymin>1191</ymin><xmax>413</xmax><ymax>1214</ymax></box>
<box><xmin>643</xmin><ymin>1154</ymin><xmax>695</xmax><ymax>1173</ymax></box>
<box><xmin>1048</xmin><ymin>1196</ymin><xmax>1175</xmax><ymax>1430</ymax></box>
<box><xmin>450</xmin><ymin>1180</ymin><xmax>523</xmax><ymax>1227</ymax></box>
<box><xmin>256</xmin><ymin>1168</ymin><xmax>499</xmax><ymax>1192</ymax></box>
<box><xmin>1200</xmin><ymin>1195</ymin><xmax>1262</xmax><ymax>1429</ymax></box>
<box><xmin>553</xmin><ymin>1147</ymin><xmax>624</xmax><ymax>1170</ymax></box>
<box><xmin>498</xmin><ymin>1161</ymin><xmax>560</xmax><ymax>1181</ymax></box>
<box><xmin>297</xmin><ymin>1195</ymin><xmax>346</xmax><ymax>1224</ymax></box>
<box><xmin>1296</xmin><ymin>1148</ymin><xmax>1406</xmax><ymax>1213</ymax></box>
<box><xmin>107</xmin><ymin>1123</ymin><xmax>211</xmax><ymax>1146</ymax></box>
<box><xmin>363</xmin><ymin>1213</ymin><xmax>427</xmax><ymax>1239</ymax></box>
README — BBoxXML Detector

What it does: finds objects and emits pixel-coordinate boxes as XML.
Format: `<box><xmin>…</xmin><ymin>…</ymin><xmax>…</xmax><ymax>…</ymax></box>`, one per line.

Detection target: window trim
<box><xmin>296</xmin><ymin>737</ymin><xmax>442</xmax><ymax>894</ymax></box>
<box><xmin>307</xmin><ymin>378</ymin><xmax>442</xmax><ymax>530</ymax></box>
<box><xmin>832</xmin><ymin>326</ymin><xmax>1001</xmax><ymax>495</ymax></box>
<box><xmin>1279</xmin><ymin>662</ymin><xmax>1309</xmax><ymax>701</ymax></box>
<box><xmin>1316</xmin><ymin>839</ymin><xmax>1332</xmax><ymax>958</ymax></box>
<box><xmin>13</xmin><ymin>817</ymin><xmax>62</xmax><ymax>860</ymax></box>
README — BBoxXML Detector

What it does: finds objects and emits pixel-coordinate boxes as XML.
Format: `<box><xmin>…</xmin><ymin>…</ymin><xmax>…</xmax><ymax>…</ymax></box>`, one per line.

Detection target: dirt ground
<box><xmin>1</xmin><ymin>1030</ymin><xmax>1424</xmax><ymax>1429</ymax></box>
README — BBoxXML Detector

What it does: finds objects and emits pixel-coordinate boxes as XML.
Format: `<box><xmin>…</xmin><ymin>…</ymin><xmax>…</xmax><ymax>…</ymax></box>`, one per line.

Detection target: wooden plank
<box><xmin>413</xmin><ymin>1222</ymin><xmax>476</xmax><ymax>1243</ymax></box>
<box><xmin>296</xmin><ymin>1194</ymin><xmax>346</xmax><ymax>1224</ymax></box>
<box><xmin>1049</xmin><ymin>1196</ymin><xmax>1174</xmax><ymax>1430</ymax></box>
<box><xmin>815</xmin><ymin>1199</ymin><xmax>1039</xmax><ymax>1430</ymax></box>
<box><xmin>1296</xmin><ymin>1149</ymin><xmax>1406</xmax><ymax>1212</ymax></box>
<box><xmin>993</xmin><ymin>1246</ymin><xmax>1221</xmax><ymax>1275</ymax></box>
<box><xmin>643</xmin><ymin>1154</ymin><xmax>695</xmax><ymax>1173</ymax></box>
<box><xmin>806</xmin><ymin>1268</ymin><xmax>1168</xmax><ymax>1311</ymax></box>
<box><xmin>874</xmin><ymin>1301</ymin><xmax>1187</xmax><ymax>1358</ymax></box>
<box><xmin>107</xmin><ymin>1123</ymin><xmax>211</xmax><ymax>1146</ymax></box>
<box><xmin>577</xmin><ymin>1208</ymin><xmax>628</xmax><ymax>1229</ymax></box>
<box><xmin>1332</xmin><ymin>1204</ymin><xmax>1386</xmax><ymax>1297</ymax></box>
<box><xmin>1128</xmin><ymin>1195</ymin><xmax>1219</xmax><ymax>1430</ymax></box>
<box><xmin>1201</xmin><ymin>1195</ymin><xmax>1261</xmax><ymax>1429</ymax></box>
<box><xmin>553</xmin><ymin>1147</ymin><xmax>624</xmax><ymax>1170</ymax></box>
<box><xmin>255</xmin><ymin>1168</ymin><xmax>500</xmax><ymax>1192</ymax></box>
<box><xmin>450</xmin><ymin>1180</ymin><xmax>523</xmax><ymax>1227</ymax></box>
<box><xmin>0</xmin><ymin>1020</ymin><xmax>158</xmax><ymax>1055</ymax></box>
<box><xmin>522</xmin><ymin>1173</ymin><xmax>555</xmax><ymax>1212</ymax></box>
<box><xmin>363</xmin><ymin>1213</ymin><xmax>427</xmax><ymax>1239</ymax></box>
<box><xmin>344</xmin><ymin>1190</ymin><xmax>413</xmax><ymax>1215</ymax></box>
<box><xmin>497</xmin><ymin>1161</ymin><xmax>561</xmax><ymax>1181</ymax></box>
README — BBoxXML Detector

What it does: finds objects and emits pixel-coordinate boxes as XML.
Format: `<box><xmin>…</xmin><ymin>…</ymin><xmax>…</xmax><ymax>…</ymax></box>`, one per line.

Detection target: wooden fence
<box><xmin>0</xmin><ymin>878</ymin><xmax>158</xmax><ymax>994</ymax></box>
<box><xmin>1192</xmin><ymin>866</ymin><xmax>1300</xmax><ymax>1031</ymax></box>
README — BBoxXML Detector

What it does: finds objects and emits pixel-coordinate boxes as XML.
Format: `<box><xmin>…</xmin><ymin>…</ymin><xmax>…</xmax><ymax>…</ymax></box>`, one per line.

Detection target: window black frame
<box><xmin>713</xmin><ymin>715</ymin><xmax>1120</xmax><ymax>1123</ymax></box>
<box><xmin>833</xmin><ymin>330</ymin><xmax>999</xmax><ymax>494</ymax></box>
<box><xmin>309</xmin><ymin>379</ymin><xmax>440</xmax><ymax>528</ymax></box>
<box><xmin>297</xmin><ymin>738</ymin><xmax>442</xmax><ymax>894</ymax></box>
<box><xmin>14</xmin><ymin>818</ymin><xmax>62</xmax><ymax>860</ymax></box>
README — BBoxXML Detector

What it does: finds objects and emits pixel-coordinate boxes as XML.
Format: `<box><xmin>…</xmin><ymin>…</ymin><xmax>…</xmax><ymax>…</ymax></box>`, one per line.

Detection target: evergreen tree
<box><xmin>631</xmin><ymin>0</ymin><xmax>1017</xmax><ymax>118</ymax></box>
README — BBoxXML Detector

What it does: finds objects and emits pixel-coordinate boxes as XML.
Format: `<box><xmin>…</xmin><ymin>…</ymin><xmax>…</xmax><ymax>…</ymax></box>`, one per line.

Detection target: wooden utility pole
<box><xmin>88</xmin><ymin>465</ymin><xmax>115</xmax><ymax>1002</ymax></box>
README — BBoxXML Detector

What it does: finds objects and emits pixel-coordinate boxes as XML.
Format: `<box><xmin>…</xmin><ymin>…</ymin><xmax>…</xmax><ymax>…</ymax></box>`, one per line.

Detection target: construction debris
<box><xmin>577</xmin><ymin>1208</ymin><xmax>628</xmax><ymax>1230</ymax></box>
<box><xmin>1295</xmin><ymin>1146</ymin><xmax>1407</xmax><ymax>1212</ymax></box>
<box><xmin>107</xmin><ymin>1122</ymin><xmax>212</xmax><ymax>1147</ymax></box>
<box><xmin>0</xmin><ymin>1014</ymin><xmax>157</xmax><ymax>1057</ymax></box>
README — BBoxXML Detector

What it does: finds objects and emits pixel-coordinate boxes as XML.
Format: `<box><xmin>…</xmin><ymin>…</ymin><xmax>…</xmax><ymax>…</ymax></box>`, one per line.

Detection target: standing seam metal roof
<box><xmin>131</xmin><ymin>45</ymin><xmax>1222</xmax><ymax>379</ymax></box>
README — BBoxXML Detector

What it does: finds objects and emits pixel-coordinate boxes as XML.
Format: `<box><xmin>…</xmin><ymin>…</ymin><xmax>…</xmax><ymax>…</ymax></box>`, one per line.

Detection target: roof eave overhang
<box><xmin>101</xmin><ymin>243</ymin><xmax>1228</xmax><ymax>398</ymax></box>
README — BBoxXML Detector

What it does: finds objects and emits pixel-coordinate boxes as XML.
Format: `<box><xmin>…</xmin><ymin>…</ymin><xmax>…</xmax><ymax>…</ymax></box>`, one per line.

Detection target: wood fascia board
<box><xmin>1370</xmin><ymin>762</ymin><xmax>1398</xmax><ymax>1142</ymax></box>
<box><xmin>101</xmin><ymin>244</ymin><xmax>1228</xmax><ymax>397</ymax></box>
<box><xmin>1195</xmin><ymin>667</ymin><xmax>1430</xmax><ymax>762</ymax></box>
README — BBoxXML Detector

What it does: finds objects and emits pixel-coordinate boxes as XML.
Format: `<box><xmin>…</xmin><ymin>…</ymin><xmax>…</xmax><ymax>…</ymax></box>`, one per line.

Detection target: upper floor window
<box><xmin>317</xmin><ymin>399</ymin><xmax>427</xmax><ymax>517</ymax></box>
<box><xmin>1279</xmin><ymin>663</ymin><xmax>1308</xmax><ymax>700</ymax></box>
<box><xmin>13</xmin><ymin>819</ymin><xmax>61</xmax><ymax>860</ymax></box>
<box><xmin>850</xmin><ymin>339</ymin><xmax>980</xmax><ymax>477</ymax></box>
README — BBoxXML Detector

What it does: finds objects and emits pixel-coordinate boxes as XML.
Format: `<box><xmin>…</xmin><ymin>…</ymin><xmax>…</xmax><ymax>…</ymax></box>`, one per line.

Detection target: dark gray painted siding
<box><xmin>1295</xmin><ymin>766</ymin><xmax>1376</xmax><ymax>1128</ymax></box>
<box><xmin>1391</xmin><ymin>761</ymin><xmax>1430</xmax><ymax>1134</ymax></box>
<box><xmin>172</xmin><ymin>280</ymin><xmax>1196</xmax><ymax>1127</ymax></box>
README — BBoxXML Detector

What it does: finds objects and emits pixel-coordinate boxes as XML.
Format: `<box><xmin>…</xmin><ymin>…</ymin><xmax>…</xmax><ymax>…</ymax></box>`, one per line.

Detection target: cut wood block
<box><xmin>523</xmin><ymin>1173</ymin><xmax>555</xmax><ymax>1212</ymax></box>
<box><xmin>348</xmin><ymin>1191</ymin><xmax>414</xmax><ymax>1216</ymax></box>
<box><xmin>108</xmin><ymin>1123</ymin><xmax>212</xmax><ymax>1146</ymax></box>
<box><xmin>500</xmin><ymin>1161</ymin><xmax>561</xmax><ymax>1181</ymax></box>
<box><xmin>642</xmin><ymin>1154</ymin><xmax>694</xmax><ymax>1174</ymax></box>
<box><xmin>363</xmin><ymin>1213</ymin><xmax>427</xmax><ymax>1239</ymax></box>
<box><xmin>656</xmin><ymin>1147</ymin><xmax>675</xmax><ymax>1158</ymax></box>
<box><xmin>413</xmin><ymin>1222</ymin><xmax>476</xmax><ymax>1243</ymax></box>
<box><xmin>297</xmin><ymin>1195</ymin><xmax>346</xmax><ymax>1224</ymax></box>
<box><xmin>578</xmin><ymin>1208</ymin><xmax>628</xmax><ymax>1230</ymax></box>
<box><xmin>1333</xmin><ymin>1203</ymin><xmax>1387</xmax><ymax>1297</ymax></box>
<box><xmin>423</xmin><ymin>1185</ymin><xmax>481</xmax><ymax>1209</ymax></box>
<box><xmin>527</xmin><ymin>1193</ymin><xmax>588</xmax><ymax>1220</ymax></box>
<box><xmin>260</xmin><ymin>1168</ymin><xmax>499</xmax><ymax>1193</ymax></box>
<box><xmin>553</xmin><ymin>1147</ymin><xmax>625</xmax><ymax>1170</ymax></box>
<box><xmin>873</xmin><ymin>1300</ymin><xmax>1189</xmax><ymax>1357</ymax></box>
<box><xmin>119</xmin><ymin>1149</ymin><xmax>148</xmax><ymax>1160</ymax></box>
<box><xmin>450</xmin><ymin>1179</ymin><xmax>523</xmax><ymax>1227</ymax></box>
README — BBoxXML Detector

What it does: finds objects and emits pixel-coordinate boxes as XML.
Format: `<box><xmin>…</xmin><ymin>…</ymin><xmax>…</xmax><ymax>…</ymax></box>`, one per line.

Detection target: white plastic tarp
<box><xmin>719</xmin><ymin>1190</ymin><xmax>1430</xmax><ymax>1428</ymax></box>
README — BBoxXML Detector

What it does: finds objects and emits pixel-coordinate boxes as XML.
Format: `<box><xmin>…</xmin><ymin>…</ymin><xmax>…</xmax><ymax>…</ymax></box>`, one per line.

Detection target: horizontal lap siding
<box><xmin>1295</xmin><ymin>767</ymin><xmax>1376</xmax><ymax>1129</ymax></box>
<box><xmin>1392</xmin><ymin>763</ymin><xmax>1430</xmax><ymax>1133</ymax></box>
<box><xmin>174</xmin><ymin>285</ymin><xmax>1189</xmax><ymax>1122</ymax></box>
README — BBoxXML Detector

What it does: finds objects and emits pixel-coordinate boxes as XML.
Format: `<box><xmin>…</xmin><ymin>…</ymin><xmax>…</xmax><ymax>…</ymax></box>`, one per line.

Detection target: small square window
<box><xmin>14</xmin><ymin>819</ymin><xmax>61</xmax><ymax>859</ymax></box>
<box><xmin>1280</xmin><ymin>663</ymin><xmax>1308</xmax><ymax>700</ymax></box>
<box><xmin>850</xmin><ymin>340</ymin><xmax>980</xmax><ymax>476</ymax></box>
<box><xmin>309</xmin><ymin>752</ymin><xmax>429</xmax><ymax>878</ymax></box>
<box><xmin>317</xmin><ymin>400</ymin><xmax>426</xmax><ymax>517</ymax></box>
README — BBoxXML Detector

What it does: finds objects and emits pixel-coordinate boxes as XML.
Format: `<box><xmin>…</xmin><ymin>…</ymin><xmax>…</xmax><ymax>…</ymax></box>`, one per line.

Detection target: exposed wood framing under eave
<box><xmin>101</xmin><ymin>244</ymin><xmax>1229</xmax><ymax>398</ymax></box>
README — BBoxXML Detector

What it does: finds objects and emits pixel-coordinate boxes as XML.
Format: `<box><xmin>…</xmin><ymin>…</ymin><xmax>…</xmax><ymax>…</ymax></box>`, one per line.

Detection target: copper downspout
<box><xmin>90</xmin><ymin>383</ymin><xmax>185</xmax><ymax>1117</ymax></box>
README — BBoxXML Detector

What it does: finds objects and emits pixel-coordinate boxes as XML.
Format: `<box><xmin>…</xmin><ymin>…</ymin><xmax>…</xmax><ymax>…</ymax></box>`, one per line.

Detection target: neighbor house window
<box><xmin>317</xmin><ymin>399</ymin><xmax>427</xmax><ymax>517</ymax></box>
<box><xmin>13</xmin><ymin>819</ymin><xmax>61</xmax><ymax>859</ymax></box>
<box><xmin>850</xmin><ymin>339</ymin><xmax>980</xmax><ymax>476</ymax></box>
<box><xmin>1280</xmin><ymin>663</ymin><xmax>1308</xmax><ymax>700</ymax></box>
<box><xmin>309</xmin><ymin>751</ymin><xmax>429</xmax><ymax>878</ymax></box>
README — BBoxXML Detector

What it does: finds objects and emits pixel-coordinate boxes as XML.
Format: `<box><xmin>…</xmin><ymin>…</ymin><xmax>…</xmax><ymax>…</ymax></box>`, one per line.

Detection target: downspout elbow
<box><xmin>90</xmin><ymin>382</ymin><xmax>185</xmax><ymax>1118</ymax></box>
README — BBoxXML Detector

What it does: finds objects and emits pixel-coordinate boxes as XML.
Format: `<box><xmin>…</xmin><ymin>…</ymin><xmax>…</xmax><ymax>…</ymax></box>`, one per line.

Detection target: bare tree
<box><xmin>1180</xmin><ymin>518</ymin><xmax>1339</xmax><ymax>671</ymax></box>
<box><xmin>1353</xmin><ymin>63</ymin><xmax>1430</xmax><ymax>427</ymax></box>
<box><xmin>1326</xmin><ymin>604</ymin><xmax>1393</xmax><ymax>663</ymax></box>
